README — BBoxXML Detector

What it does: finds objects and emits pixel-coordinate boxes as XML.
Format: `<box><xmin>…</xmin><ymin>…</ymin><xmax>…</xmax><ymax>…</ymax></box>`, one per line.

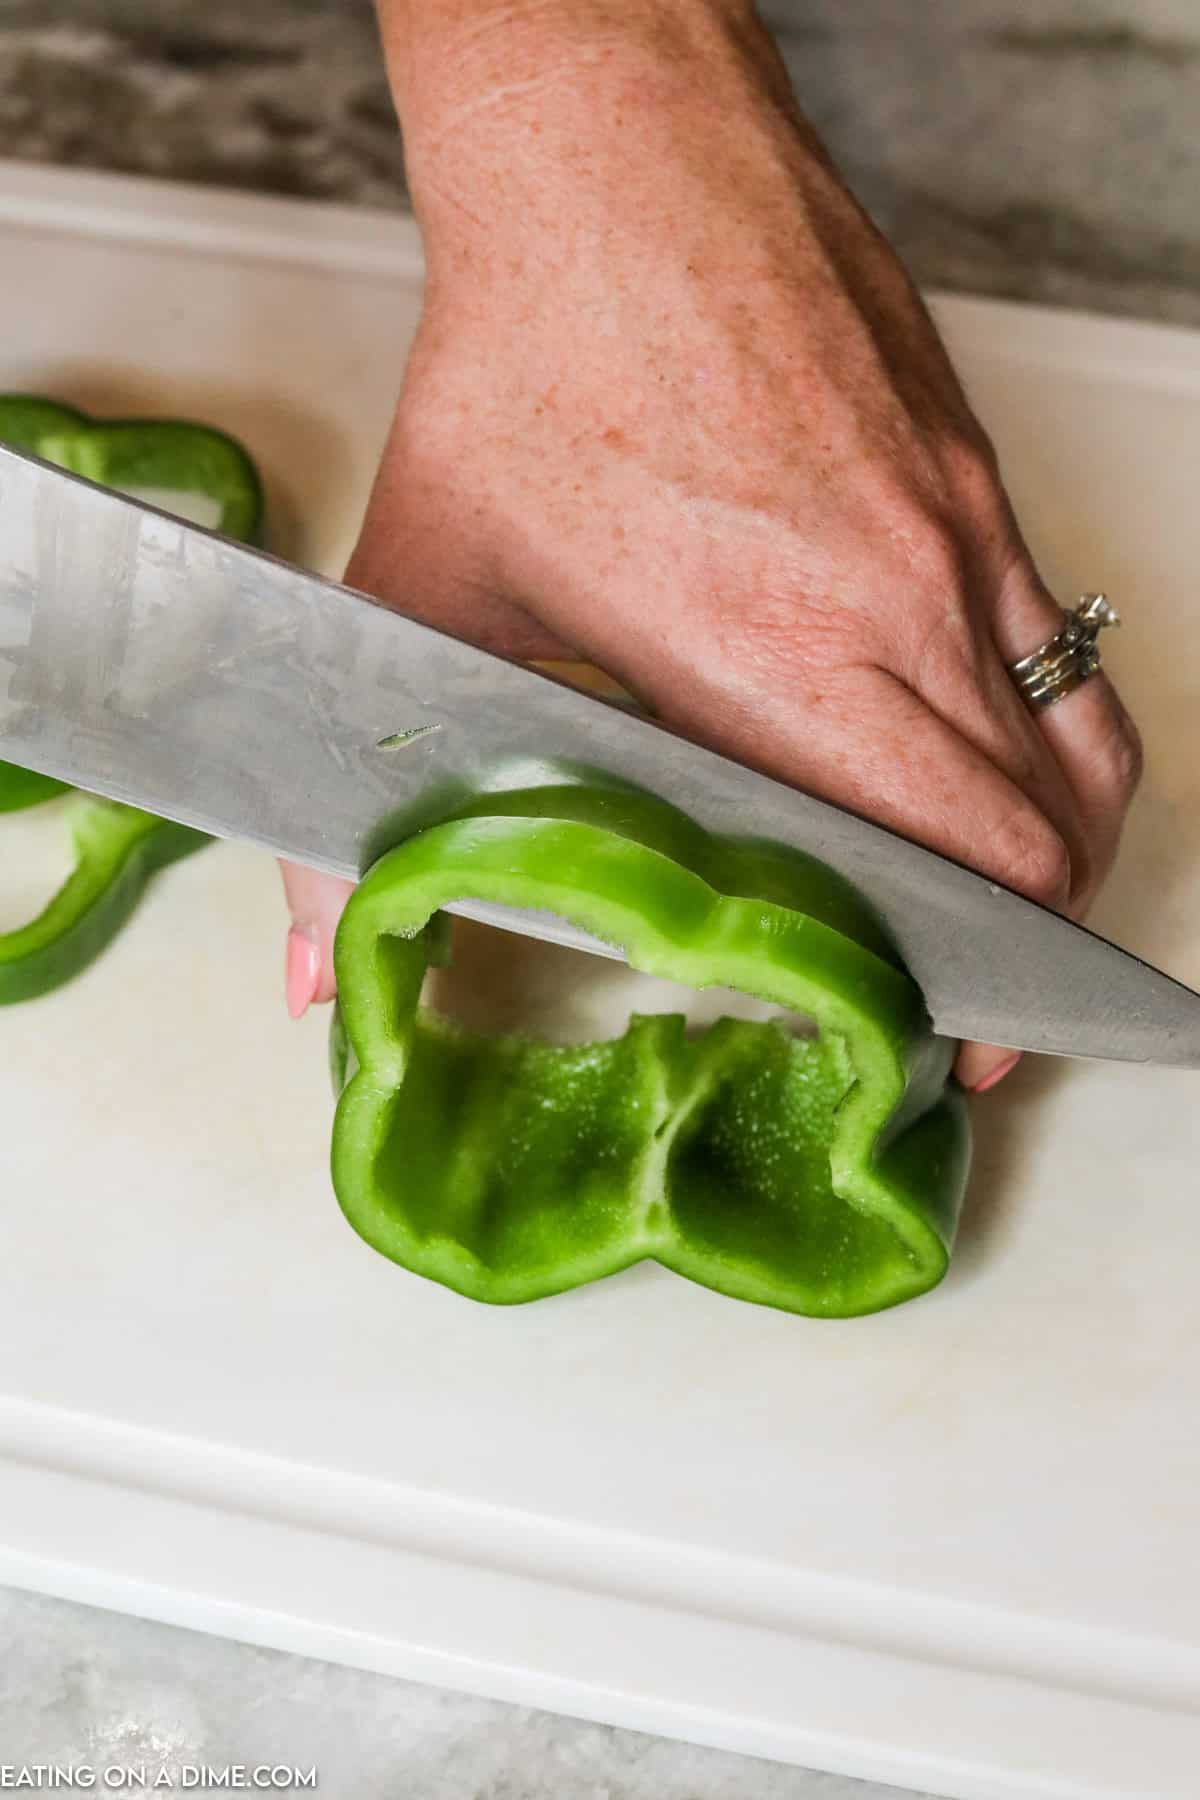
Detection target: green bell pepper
<box><xmin>331</xmin><ymin>782</ymin><xmax>971</xmax><ymax>1318</ymax></box>
<box><xmin>0</xmin><ymin>396</ymin><xmax>87</xmax><ymax>455</ymax></box>
<box><xmin>0</xmin><ymin>800</ymin><xmax>208</xmax><ymax>1005</ymax></box>
<box><xmin>0</xmin><ymin>394</ymin><xmax>264</xmax><ymax>545</ymax></box>
<box><xmin>0</xmin><ymin>762</ymin><xmax>70</xmax><ymax>814</ymax></box>
<box><xmin>0</xmin><ymin>396</ymin><xmax>264</xmax><ymax>1000</ymax></box>
<box><xmin>35</xmin><ymin>415</ymin><xmax>264</xmax><ymax>546</ymax></box>
<box><xmin>0</xmin><ymin>401</ymin><xmax>89</xmax><ymax>811</ymax></box>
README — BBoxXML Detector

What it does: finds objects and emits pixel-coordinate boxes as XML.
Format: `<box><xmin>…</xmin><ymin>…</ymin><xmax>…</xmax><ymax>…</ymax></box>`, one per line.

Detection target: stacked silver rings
<box><xmin>1008</xmin><ymin>593</ymin><xmax>1120</xmax><ymax>710</ymax></box>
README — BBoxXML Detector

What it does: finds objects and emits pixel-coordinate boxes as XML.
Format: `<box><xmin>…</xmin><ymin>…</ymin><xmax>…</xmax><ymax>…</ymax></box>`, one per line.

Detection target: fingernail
<box><xmin>972</xmin><ymin>1051</ymin><xmax>1022</xmax><ymax>1094</ymax></box>
<box><xmin>285</xmin><ymin>925</ymin><xmax>320</xmax><ymax>1020</ymax></box>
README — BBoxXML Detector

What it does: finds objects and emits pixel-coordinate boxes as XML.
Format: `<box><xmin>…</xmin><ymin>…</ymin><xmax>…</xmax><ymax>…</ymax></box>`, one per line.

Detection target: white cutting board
<box><xmin>0</xmin><ymin>162</ymin><xmax>1197</xmax><ymax>1800</ymax></box>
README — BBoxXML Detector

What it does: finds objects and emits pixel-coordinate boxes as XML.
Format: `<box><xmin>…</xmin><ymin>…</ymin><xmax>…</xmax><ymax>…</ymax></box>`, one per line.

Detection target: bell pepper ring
<box><xmin>330</xmin><ymin>782</ymin><xmax>972</xmax><ymax>1318</ymax></box>
<box><xmin>0</xmin><ymin>395</ymin><xmax>264</xmax><ymax>1000</ymax></box>
<box><xmin>0</xmin><ymin>800</ymin><xmax>209</xmax><ymax>1005</ymax></box>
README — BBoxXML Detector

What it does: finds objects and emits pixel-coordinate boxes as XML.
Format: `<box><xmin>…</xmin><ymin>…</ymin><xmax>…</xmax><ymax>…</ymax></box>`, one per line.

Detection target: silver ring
<box><xmin>1009</xmin><ymin>593</ymin><xmax>1120</xmax><ymax>710</ymax></box>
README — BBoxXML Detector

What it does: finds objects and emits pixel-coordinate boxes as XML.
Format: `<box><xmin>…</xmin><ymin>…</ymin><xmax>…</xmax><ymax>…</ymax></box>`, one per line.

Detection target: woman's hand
<box><xmin>283</xmin><ymin>0</ymin><xmax>1141</xmax><ymax>1090</ymax></box>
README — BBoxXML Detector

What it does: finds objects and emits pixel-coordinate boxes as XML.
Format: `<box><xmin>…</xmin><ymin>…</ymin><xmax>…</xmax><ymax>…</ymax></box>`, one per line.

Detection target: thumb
<box><xmin>276</xmin><ymin>661</ymin><xmax>627</xmax><ymax>1016</ymax></box>
<box><xmin>280</xmin><ymin>860</ymin><xmax>355</xmax><ymax>1018</ymax></box>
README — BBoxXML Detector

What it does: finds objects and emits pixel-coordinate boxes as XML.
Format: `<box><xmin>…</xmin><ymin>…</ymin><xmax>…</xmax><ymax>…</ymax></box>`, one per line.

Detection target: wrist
<box><xmin>375</xmin><ymin>0</ymin><xmax>817</xmax><ymax>262</ymax></box>
<box><xmin>376</xmin><ymin>0</ymin><xmax>778</xmax><ymax>183</ymax></box>
<box><xmin>378</xmin><ymin>0</ymin><xmax>759</xmax><ymax>93</ymax></box>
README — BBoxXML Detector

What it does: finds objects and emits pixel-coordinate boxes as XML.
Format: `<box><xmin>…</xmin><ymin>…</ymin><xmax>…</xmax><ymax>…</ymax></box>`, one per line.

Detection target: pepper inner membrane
<box><xmin>423</xmin><ymin>916</ymin><xmax>819</xmax><ymax>1045</ymax></box>
<box><xmin>370</xmin><ymin>915</ymin><xmax>881</xmax><ymax>1288</ymax></box>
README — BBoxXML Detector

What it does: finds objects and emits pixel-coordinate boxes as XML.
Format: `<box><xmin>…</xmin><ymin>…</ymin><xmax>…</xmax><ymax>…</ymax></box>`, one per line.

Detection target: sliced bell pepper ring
<box><xmin>36</xmin><ymin>417</ymin><xmax>264</xmax><ymax>546</ymax></box>
<box><xmin>0</xmin><ymin>396</ymin><xmax>88</xmax><ymax>454</ymax></box>
<box><xmin>331</xmin><ymin>782</ymin><xmax>972</xmax><ymax>1318</ymax></box>
<box><xmin>0</xmin><ymin>395</ymin><xmax>264</xmax><ymax>1000</ymax></box>
<box><xmin>0</xmin><ymin>800</ymin><xmax>208</xmax><ymax>1005</ymax></box>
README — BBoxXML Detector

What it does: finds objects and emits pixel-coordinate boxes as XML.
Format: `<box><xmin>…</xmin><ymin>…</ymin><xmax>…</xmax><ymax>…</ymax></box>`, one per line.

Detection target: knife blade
<box><xmin>1</xmin><ymin>443</ymin><xmax>1198</xmax><ymax>1065</ymax></box>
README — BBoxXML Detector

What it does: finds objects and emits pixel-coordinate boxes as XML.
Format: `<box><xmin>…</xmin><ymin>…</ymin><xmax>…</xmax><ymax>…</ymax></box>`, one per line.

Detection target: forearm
<box><xmin>375</xmin><ymin>0</ymin><xmax>763</xmax><ymax>119</ymax></box>
<box><xmin>372</xmin><ymin>0</ymin><xmax>824</xmax><ymax>242</ymax></box>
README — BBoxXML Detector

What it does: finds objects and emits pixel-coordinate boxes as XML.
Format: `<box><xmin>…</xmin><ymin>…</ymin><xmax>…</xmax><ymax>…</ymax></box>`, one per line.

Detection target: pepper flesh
<box><xmin>0</xmin><ymin>396</ymin><xmax>263</xmax><ymax>1000</ymax></box>
<box><xmin>331</xmin><ymin>783</ymin><xmax>971</xmax><ymax>1318</ymax></box>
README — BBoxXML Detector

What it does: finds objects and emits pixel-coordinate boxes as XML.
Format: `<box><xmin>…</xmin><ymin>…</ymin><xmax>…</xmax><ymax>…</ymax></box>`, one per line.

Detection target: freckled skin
<box><xmin>281</xmin><ymin>0</ymin><xmax>1142</xmax><ymax>1089</ymax></box>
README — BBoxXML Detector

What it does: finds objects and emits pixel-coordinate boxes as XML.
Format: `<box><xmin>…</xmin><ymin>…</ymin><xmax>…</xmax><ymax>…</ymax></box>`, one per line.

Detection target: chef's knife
<box><xmin>1</xmin><ymin>443</ymin><xmax>1198</xmax><ymax>1065</ymax></box>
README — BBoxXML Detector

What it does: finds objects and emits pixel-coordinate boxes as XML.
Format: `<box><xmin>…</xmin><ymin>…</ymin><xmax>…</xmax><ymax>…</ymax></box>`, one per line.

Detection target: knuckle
<box><xmin>954</xmin><ymin>421</ymin><xmax>1003</xmax><ymax>488</ymax></box>
<box><xmin>1103</xmin><ymin>707</ymin><xmax>1145</xmax><ymax>798</ymax></box>
<box><xmin>1077</xmin><ymin>698</ymin><xmax>1145</xmax><ymax>810</ymax></box>
<box><xmin>930</xmin><ymin>424</ymin><xmax>1020</xmax><ymax>571</ymax></box>
<box><xmin>727</xmin><ymin>585</ymin><xmax>869</xmax><ymax>680</ymax></box>
<box><xmin>898</xmin><ymin>510</ymin><xmax>970</xmax><ymax>606</ymax></box>
<box><xmin>992</xmin><ymin>807</ymin><xmax>1073</xmax><ymax>909</ymax></box>
<box><xmin>938</xmin><ymin>422</ymin><xmax>1004</xmax><ymax>512</ymax></box>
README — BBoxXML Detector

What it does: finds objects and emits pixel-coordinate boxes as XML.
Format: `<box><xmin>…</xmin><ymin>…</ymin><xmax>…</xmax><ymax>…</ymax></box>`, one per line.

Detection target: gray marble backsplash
<box><xmin>1</xmin><ymin>0</ymin><xmax>1198</xmax><ymax>326</ymax></box>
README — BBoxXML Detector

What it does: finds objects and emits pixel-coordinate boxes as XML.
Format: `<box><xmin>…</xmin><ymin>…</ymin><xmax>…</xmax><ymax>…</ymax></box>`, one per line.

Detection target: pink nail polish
<box><xmin>972</xmin><ymin>1052</ymin><xmax>1022</xmax><ymax>1094</ymax></box>
<box><xmin>285</xmin><ymin>926</ymin><xmax>320</xmax><ymax>1019</ymax></box>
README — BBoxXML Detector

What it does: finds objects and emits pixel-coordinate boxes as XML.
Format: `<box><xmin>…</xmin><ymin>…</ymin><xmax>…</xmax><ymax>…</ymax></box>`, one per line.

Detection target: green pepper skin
<box><xmin>331</xmin><ymin>785</ymin><xmax>971</xmax><ymax>1319</ymax></box>
<box><xmin>39</xmin><ymin>418</ymin><xmax>264</xmax><ymax>545</ymax></box>
<box><xmin>0</xmin><ymin>396</ymin><xmax>263</xmax><ymax>995</ymax></box>
<box><xmin>0</xmin><ymin>799</ymin><xmax>208</xmax><ymax>1005</ymax></box>
<box><xmin>0</xmin><ymin>765</ymin><xmax>70</xmax><ymax>814</ymax></box>
<box><xmin>0</xmin><ymin>397</ymin><xmax>87</xmax><ymax>454</ymax></box>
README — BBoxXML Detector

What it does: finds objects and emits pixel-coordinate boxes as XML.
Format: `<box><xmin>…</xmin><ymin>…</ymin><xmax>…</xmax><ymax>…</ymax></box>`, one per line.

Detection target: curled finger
<box><xmin>994</xmin><ymin>580</ymin><xmax>1143</xmax><ymax>914</ymax></box>
<box><xmin>280</xmin><ymin>860</ymin><xmax>355</xmax><ymax>1016</ymax></box>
